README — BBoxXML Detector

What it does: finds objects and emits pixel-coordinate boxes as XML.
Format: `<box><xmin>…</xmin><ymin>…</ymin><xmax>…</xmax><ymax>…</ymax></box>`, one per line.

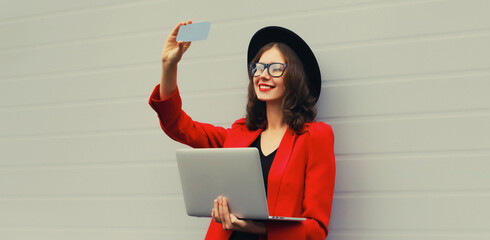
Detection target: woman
<box><xmin>149</xmin><ymin>21</ymin><xmax>336</xmax><ymax>240</ymax></box>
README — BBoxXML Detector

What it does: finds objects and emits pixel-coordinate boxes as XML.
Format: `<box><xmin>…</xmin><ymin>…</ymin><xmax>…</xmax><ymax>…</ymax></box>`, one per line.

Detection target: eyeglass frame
<box><xmin>249</xmin><ymin>62</ymin><xmax>288</xmax><ymax>77</ymax></box>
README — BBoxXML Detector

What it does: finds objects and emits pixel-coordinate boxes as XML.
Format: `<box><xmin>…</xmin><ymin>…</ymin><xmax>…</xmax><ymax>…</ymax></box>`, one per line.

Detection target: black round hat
<box><xmin>247</xmin><ymin>26</ymin><xmax>321</xmax><ymax>102</ymax></box>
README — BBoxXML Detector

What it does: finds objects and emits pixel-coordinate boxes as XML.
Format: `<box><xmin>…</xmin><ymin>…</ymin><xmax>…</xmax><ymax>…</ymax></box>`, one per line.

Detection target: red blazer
<box><xmin>149</xmin><ymin>85</ymin><xmax>336</xmax><ymax>240</ymax></box>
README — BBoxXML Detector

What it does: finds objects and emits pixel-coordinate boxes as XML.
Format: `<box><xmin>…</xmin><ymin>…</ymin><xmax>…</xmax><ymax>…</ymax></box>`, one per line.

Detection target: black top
<box><xmin>254</xmin><ymin>134</ymin><xmax>277</xmax><ymax>193</ymax></box>
<box><xmin>228</xmin><ymin>134</ymin><xmax>277</xmax><ymax>240</ymax></box>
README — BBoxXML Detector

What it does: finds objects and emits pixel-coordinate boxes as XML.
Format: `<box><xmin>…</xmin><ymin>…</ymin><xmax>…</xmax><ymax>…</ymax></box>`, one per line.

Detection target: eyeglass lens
<box><xmin>250</xmin><ymin>63</ymin><xmax>286</xmax><ymax>77</ymax></box>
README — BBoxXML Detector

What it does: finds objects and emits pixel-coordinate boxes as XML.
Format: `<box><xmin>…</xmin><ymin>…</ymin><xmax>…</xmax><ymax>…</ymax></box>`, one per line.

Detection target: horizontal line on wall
<box><xmin>0</xmin><ymin>193</ymin><xmax>183</xmax><ymax>201</ymax></box>
<box><xmin>0</xmin><ymin>121</ymin><xmax>228</xmax><ymax>140</ymax></box>
<box><xmin>328</xmin><ymin>229</ymin><xmax>490</xmax><ymax>237</ymax></box>
<box><xmin>0</xmin><ymin>95</ymin><xmax>148</xmax><ymax>111</ymax></box>
<box><xmin>0</xmin><ymin>60</ymin><xmax>157</xmax><ymax>84</ymax></box>
<box><xmin>324</xmin><ymin>67</ymin><xmax>490</xmax><ymax>87</ymax></box>
<box><xmin>236</xmin><ymin>0</ymin><xmax>439</xmax><ymax>25</ymax></box>
<box><xmin>0</xmin><ymin>225</ymin><xmax>204</xmax><ymax>233</ymax></box>
<box><xmin>1</xmin><ymin>189</ymin><xmax>490</xmax><ymax>202</ymax></box>
<box><xmin>320</xmin><ymin>107</ymin><xmax>490</xmax><ymax>124</ymax></box>
<box><xmin>0</xmin><ymin>84</ymin><xmax>246</xmax><ymax>111</ymax></box>
<box><xmin>0</xmin><ymin>127</ymin><xmax>162</xmax><ymax>141</ymax></box>
<box><xmin>0</xmin><ymin>158</ymin><xmax>177</xmax><ymax>170</ymax></box>
<box><xmin>0</xmin><ymin>26</ymin><xmax>165</xmax><ymax>54</ymax></box>
<box><xmin>0</xmin><ymin>0</ymin><xmax>170</xmax><ymax>25</ymax></box>
<box><xmin>0</xmin><ymin>50</ymin><xmax>243</xmax><ymax>86</ymax></box>
<box><xmin>335</xmin><ymin>148</ymin><xmax>490</xmax><ymax>161</ymax></box>
<box><xmin>333</xmin><ymin>190</ymin><xmax>490</xmax><ymax>198</ymax></box>
<box><xmin>317</xmin><ymin>27</ymin><xmax>490</xmax><ymax>52</ymax></box>
<box><xmin>1</xmin><ymin>228</ymin><xmax>489</xmax><ymax>236</ymax></box>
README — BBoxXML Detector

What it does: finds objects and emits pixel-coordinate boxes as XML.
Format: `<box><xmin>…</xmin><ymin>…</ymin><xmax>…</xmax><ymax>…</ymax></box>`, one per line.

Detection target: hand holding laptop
<box><xmin>212</xmin><ymin>196</ymin><xmax>266</xmax><ymax>234</ymax></box>
<box><xmin>176</xmin><ymin>148</ymin><xmax>306</xmax><ymax>221</ymax></box>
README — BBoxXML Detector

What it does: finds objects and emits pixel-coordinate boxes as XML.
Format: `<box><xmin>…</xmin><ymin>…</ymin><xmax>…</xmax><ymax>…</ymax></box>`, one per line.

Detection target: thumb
<box><xmin>230</xmin><ymin>214</ymin><xmax>247</xmax><ymax>228</ymax></box>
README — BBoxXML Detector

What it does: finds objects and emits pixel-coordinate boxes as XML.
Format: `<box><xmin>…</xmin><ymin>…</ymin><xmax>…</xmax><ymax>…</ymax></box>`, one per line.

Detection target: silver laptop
<box><xmin>176</xmin><ymin>148</ymin><xmax>306</xmax><ymax>221</ymax></box>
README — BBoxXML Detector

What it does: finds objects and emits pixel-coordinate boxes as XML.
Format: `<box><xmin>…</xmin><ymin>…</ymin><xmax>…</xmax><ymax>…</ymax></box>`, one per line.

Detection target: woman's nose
<box><xmin>259</xmin><ymin>67</ymin><xmax>270</xmax><ymax>79</ymax></box>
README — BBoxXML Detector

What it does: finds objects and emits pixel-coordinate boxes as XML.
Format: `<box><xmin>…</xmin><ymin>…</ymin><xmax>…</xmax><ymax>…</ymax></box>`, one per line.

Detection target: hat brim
<box><xmin>247</xmin><ymin>26</ymin><xmax>321</xmax><ymax>102</ymax></box>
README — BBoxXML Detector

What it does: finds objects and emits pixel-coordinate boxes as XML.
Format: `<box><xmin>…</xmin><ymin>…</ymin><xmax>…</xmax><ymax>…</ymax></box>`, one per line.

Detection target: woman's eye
<box><xmin>271</xmin><ymin>66</ymin><xmax>282</xmax><ymax>72</ymax></box>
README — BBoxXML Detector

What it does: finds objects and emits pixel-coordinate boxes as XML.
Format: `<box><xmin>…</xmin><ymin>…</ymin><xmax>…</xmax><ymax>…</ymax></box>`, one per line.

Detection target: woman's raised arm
<box><xmin>160</xmin><ymin>20</ymin><xmax>192</xmax><ymax>99</ymax></box>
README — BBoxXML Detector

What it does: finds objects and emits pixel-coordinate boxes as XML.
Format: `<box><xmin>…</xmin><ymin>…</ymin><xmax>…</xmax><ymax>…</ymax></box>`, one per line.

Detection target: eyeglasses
<box><xmin>249</xmin><ymin>62</ymin><xmax>287</xmax><ymax>77</ymax></box>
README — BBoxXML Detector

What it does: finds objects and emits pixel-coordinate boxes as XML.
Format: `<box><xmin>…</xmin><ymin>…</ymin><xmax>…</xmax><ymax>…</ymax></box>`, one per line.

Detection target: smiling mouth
<box><xmin>259</xmin><ymin>85</ymin><xmax>275</xmax><ymax>91</ymax></box>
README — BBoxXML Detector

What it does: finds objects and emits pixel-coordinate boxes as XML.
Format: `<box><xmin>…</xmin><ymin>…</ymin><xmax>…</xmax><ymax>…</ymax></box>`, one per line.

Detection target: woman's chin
<box><xmin>256</xmin><ymin>96</ymin><xmax>283</xmax><ymax>105</ymax></box>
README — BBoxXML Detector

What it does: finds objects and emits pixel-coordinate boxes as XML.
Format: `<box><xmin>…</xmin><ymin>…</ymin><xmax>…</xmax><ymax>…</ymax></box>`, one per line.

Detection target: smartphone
<box><xmin>176</xmin><ymin>22</ymin><xmax>211</xmax><ymax>42</ymax></box>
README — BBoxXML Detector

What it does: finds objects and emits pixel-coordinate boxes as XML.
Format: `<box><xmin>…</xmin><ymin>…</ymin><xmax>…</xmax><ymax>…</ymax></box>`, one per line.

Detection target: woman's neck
<box><xmin>265</xmin><ymin>101</ymin><xmax>287</xmax><ymax>131</ymax></box>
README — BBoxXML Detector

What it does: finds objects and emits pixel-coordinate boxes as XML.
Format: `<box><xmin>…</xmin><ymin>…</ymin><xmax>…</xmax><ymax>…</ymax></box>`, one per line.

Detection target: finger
<box><xmin>183</xmin><ymin>41</ymin><xmax>191</xmax><ymax>50</ymax></box>
<box><xmin>218</xmin><ymin>197</ymin><xmax>231</xmax><ymax>230</ymax></box>
<box><xmin>169</xmin><ymin>21</ymin><xmax>185</xmax><ymax>37</ymax></box>
<box><xmin>221</xmin><ymin>197</ymin><xmax>233</xmax><ymax>229</ymax></box>
<box><xmin>212</xmin><ymin>208</ymin><xmax>219</xmax><ymax>223</ymax></box>
<box><xmin>212</xmin><ymin>199</ymin><xmax>220</xmax><ymax>223</ymax></box>
<box><xmin>218</xmin><ymin>197</ymin><xmax>226</xmax><ymax>228</ymax></box>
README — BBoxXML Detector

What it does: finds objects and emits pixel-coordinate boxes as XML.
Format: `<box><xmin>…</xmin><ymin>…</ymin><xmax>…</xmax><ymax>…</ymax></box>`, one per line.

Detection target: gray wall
<box><xmin>1</xmin><ymin>0</ymin><xmax>489</xmax><ymax>239</ymax></box>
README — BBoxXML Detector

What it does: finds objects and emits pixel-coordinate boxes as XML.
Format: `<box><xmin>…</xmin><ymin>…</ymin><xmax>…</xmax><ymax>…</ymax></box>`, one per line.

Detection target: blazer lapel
<box><xmin>267</xmin><ymin>129</ymin><xmax>296</xmax><ymax>214</ymax></box>
<box><xmin>223</xmin><ymin>126</ymin><xmax>262</xmax><ymax>148</ymax></box>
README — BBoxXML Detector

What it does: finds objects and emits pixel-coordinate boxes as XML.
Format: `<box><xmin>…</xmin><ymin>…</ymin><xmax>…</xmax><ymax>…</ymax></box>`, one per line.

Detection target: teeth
<box><xmin>259</xmin><ymin>85</ymin><xmax>273</xmax><ymax>89</ymax></box>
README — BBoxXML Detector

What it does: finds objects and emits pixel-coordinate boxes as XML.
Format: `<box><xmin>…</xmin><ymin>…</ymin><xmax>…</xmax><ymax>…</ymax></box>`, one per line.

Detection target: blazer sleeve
<box><xmin>148</xmin><ymin>84</ymin><xmax>227</xmax><ymax>148</ymax></box>
<box><xmin>265</xmin><ymin>123</ymin><xmax>336</xmax><ymax>240</ymax></box>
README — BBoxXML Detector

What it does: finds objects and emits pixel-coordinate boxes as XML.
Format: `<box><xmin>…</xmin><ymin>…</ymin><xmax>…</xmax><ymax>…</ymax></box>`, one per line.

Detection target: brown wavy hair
<box><xmin>245</xmin><ymin>42</ymin><xmax>317</xmax><ymax>134</ymax></box>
